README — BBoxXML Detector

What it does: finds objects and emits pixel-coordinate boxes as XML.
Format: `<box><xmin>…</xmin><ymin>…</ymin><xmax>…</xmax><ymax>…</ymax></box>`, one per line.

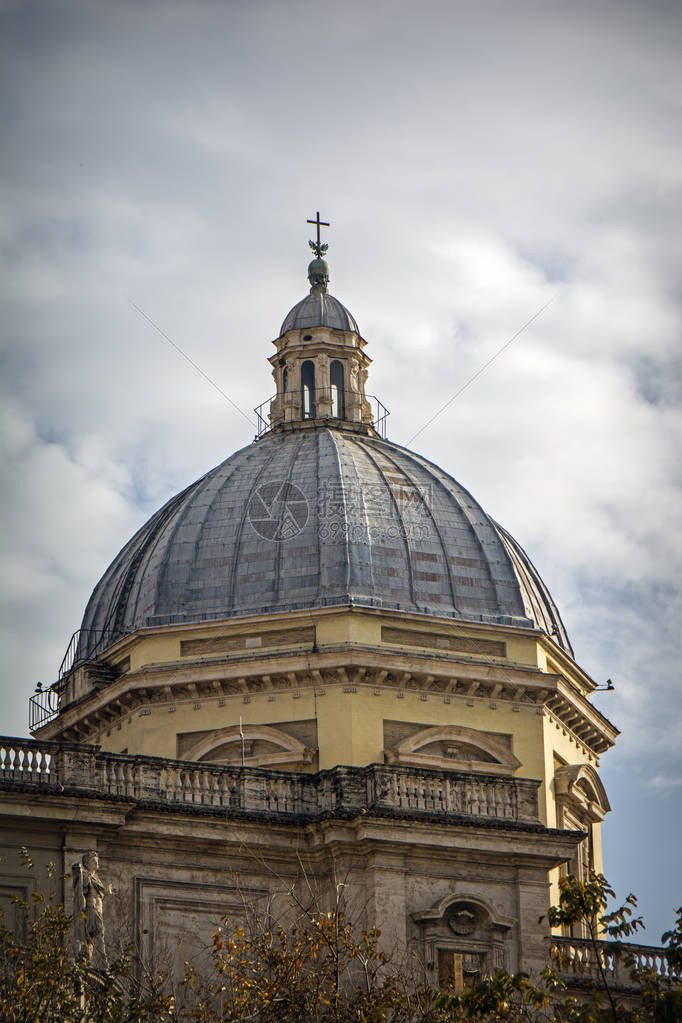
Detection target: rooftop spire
<box><xmin>306</xmin><ymin>210</ymin><xmax>330</xmax><ymax>290</ymax></box>
<box><xmin>307</xmin><ymin>210</ymin><xmax>330</xmax><ymax>257</ymax></box>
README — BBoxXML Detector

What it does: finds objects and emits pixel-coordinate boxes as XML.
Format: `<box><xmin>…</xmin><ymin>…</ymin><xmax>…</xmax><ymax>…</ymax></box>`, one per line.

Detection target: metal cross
<box><xmin>307</xmin><ymin>211</ymin><xmax>330</xmax><ymax>257</ymax></box>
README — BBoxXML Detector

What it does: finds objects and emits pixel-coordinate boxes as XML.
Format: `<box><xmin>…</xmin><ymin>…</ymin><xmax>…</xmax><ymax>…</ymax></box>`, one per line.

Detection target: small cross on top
<box><xmin>307</xmin><ymin>211</ymin><xmax>330</xmax><ymax>258</ymax></box>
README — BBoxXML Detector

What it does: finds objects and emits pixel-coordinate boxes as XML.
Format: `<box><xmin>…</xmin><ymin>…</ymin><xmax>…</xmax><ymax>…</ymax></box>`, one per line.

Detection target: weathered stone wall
<box><xmin>1</xmin><ymin>736</ymin><xmax>581</xmax><ymax>984</ymax></box>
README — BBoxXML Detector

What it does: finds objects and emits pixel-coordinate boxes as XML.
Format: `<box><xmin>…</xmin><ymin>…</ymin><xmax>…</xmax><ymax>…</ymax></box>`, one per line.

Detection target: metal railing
<box><xmin>254</xmin><ymin>390</ymin><xmax>390</xmax><ymax>439</ymax></box>
<box><xmin>29</xmin><ymin>629</ymin><xmax>115</xmax><ymax>732</ymax></box>
<box><xmin>29</xmin><ymin>688</ymin><xmax>62</xmax><ymax>732</ymax></box>
<box><xmin>28</xmin><ymin>630</ymin><xmax>82</xmax><ymax>732</ymax></box>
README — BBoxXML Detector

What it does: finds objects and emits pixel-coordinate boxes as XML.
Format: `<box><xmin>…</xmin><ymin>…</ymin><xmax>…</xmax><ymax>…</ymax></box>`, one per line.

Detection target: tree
<box><xmin>1</xmin><ymin>853</ymin><xmax>679</xmax><ymax>1022</ymax></box>
<box><xmin>435</xmin><ymin>873</ymin><xmax>682</xmax><ymax>1023</ymax></box>
<box><xmin>0</xmin><ymin>847</ymin><xmax>174</xmax><ymax>1023</ymax></box>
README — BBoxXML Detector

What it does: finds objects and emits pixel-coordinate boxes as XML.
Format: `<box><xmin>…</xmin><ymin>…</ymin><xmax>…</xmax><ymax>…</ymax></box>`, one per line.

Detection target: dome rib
<box><xmin>353</xmin><ymin>440</ymin><xmax>417</xmax><ymax>607</ymax></box>
<box><xmin>280</xmin><ymin>291</ymin><xmax>359</xmax><ymax>335</ymax></box>
<box><xmin>76</xmin><ymin>428</ymin><xmax>572</xmax><ymax>662</ymax></box>
<box><xmin>274</xmin><ymin>433</ymin><xmax>309</xmax><ymax>604</ymax></box>
<box><xmin>391</xmin><ymin>443</ymin><xmax>524</xmax><ymax>618</ymax></box>
<box><xmin>148</xmin><ymin>446</ymin><xmax>252</xmax><ymax>626</ymax></box>
<box><xmin>495</xmin><ymin>523</ymin><xmax>573</xmax><ymax>656</ymax></box>
<box><xmin>226</xmin><ymin>441</ymin><xmax>282</xmax><ymax>613</ymax></box>
<box><xmin>323</xmin><ymin>430</ymin><xmax>352</xmax><ymax>595</ymax></box>
<box><xmin>330</xmin><ymin>431</ymin><xmax>376</xmax><ymax>599</ymax></box>
<box><xmin>366</xmin><ymin>441</ymin><xmax>460</xmax><ymax>613</ymax></box>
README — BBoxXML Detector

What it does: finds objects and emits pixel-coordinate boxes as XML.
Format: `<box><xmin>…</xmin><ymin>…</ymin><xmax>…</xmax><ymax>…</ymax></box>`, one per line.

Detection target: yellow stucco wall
<box><xmin>82</xmin><ymin>603</ymin><xmax>611</xmax><ymax>914</ymax></box>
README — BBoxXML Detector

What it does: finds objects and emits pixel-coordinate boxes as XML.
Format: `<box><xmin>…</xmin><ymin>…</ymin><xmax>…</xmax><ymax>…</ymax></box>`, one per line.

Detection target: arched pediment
<box><xmin>385</xmin><ymin>725</ymin><xmax>521</xmax><ymax>776</ymax></box>
<box><xmin>184</xmin><ymin>725</ymin><xmax>315</xmax><ymax>769</ymax></box>
<box><xmin>413</xmin><ymin>893</ymin><xmax>514</xmax><ymax>932</ymax></box>
<box><xmin>555</xmin><ymin>763</ymin><xmax>611</xmax><ymax>822</ymax></box>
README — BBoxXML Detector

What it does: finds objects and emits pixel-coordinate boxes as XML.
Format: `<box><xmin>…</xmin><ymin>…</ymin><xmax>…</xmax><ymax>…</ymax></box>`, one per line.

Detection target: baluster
<box><xmin>486</xmin><ymin>781</ymin><xmax>495</xmax><ymax>816</ymax></box>
<box><xmin>398</xmin><ymin>773</ymin><xmax>407</xmax><ymax>808</ymax></box>
<box><xmin>177</xmin><ymin>769</ymin><xmax>189</xmax><ymax>803</ymax></box>
<box><xmin>164</xmin><ymin>766</ymin><xmax>174</xmax><ymax>801</ymax></box>
<box><xmin>101</xmin><ymin>758</ymin><xmax>111</xmax><ymax>794</ymax></box>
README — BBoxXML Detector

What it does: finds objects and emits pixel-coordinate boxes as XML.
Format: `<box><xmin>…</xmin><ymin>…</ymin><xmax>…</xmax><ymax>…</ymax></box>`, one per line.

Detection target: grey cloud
<box><xmin>1</xmin><ymin>0</ymin><xmax>681</xmax><ymax>938</ymax></box>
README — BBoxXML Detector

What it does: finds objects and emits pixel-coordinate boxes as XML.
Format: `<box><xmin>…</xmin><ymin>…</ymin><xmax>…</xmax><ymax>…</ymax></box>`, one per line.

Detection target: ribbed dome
<box><xmin>77</xmin><ymin>429</ymin><xmax>572</xmax><ymax>662</ymax></box>
<box><xmin>280</xmin><ymin>289</ymin><xmax>359</xmax><ymax>335</ymax></box>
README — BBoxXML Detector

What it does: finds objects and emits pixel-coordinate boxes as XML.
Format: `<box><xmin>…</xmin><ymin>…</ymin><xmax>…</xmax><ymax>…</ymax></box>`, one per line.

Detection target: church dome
<box><xmin>280</xmin><ymin>288</ymin><xmax>359</xmax><ymax>335</ymax></box>
<box><xmin>77</xmin><ymin>428</ymin><xmax>572</xmax><ymax>663</ymax></box>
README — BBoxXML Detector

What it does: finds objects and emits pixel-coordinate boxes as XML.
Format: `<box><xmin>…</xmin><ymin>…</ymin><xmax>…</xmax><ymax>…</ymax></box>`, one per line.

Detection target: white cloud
<box><xmin>1</xmin><ymin>0</ymin><xmax>680</xmax><ymax>937</ymax></box>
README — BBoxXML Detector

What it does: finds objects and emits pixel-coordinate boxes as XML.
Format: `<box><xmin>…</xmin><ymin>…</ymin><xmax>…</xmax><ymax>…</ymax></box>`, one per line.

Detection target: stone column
<box><xmin>515</xmin><ymin>867</ymin><xmax>551</xmax><ymax>975</ymax></box>
<box><xmin>363</xmin><ymin>850</ymin><xmax>408</xmax><ymax>958</ymax></box>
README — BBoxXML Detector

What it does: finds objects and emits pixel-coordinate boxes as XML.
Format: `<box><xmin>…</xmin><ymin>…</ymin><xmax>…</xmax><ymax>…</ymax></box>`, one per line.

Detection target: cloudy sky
<box><xmin>2</xmin><ymin>0</ymin><xmax>681</xmax><ymax>940</ymax></box>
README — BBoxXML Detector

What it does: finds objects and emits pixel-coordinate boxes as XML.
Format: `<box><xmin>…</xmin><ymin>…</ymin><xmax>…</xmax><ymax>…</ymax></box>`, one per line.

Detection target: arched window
<box><xmin>301</xmin><ymin>361</ymin><xmax>315</xmax><ymax>418</ymax></box>
<box><xmin>330</xmin><ymin>360</ymin><xmax>345</xmax><ymax>419</ymax></box>
<box><xmin>282</xmin><ymin>367</ymin><xmax>288</xmax><ymax>393</ymax></box>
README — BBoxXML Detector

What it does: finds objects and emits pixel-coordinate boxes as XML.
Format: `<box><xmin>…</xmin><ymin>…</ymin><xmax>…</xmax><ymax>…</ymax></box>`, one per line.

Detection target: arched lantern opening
<box><xmin>330</xmin><ymin>360</ymin><xmax>345</xmax><ymax>419</ymax></box>
<box><xmin>301</xmin><ymin>360</ymin><xmax>315</xmax><ymax>418</ymax></box>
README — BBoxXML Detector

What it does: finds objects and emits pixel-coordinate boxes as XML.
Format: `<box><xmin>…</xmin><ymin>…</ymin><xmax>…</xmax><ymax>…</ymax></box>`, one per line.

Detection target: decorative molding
<box><xmin>385</xmin><ymin>725</ymin><xmax>521</xmax><ymax>777</ymax></box>
<box><xmin>183</xmin><ymin>724</ymin><xmax>315</xmax><ymax>769</ymax></box>
<box><xmin>555</xmin><ymin>763</ymin><xmax>611</xmax><ymax>823</ymax></box>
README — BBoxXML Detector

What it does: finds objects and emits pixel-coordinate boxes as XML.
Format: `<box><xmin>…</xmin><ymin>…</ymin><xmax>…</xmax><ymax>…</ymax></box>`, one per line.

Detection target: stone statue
<box><xmin>72</xmin><ymin>850</ymin><xmax>112</xmax><ymax>970</ymax></box>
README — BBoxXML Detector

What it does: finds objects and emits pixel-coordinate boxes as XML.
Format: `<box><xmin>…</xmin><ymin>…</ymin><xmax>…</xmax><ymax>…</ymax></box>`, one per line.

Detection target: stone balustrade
<box><xmin>0</xmin><ymin>735</ymin><xmax>541</xmax><ymax>825</ymax></box>
<box><xmin>551</xmin><ymin>937</ymin><xmax>677</xmax><ymax>987</ymax></box>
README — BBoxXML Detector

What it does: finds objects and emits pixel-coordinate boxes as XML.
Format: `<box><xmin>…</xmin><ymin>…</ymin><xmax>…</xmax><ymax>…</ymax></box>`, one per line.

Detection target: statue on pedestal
<box><xmin>72</xmin><ymin>851</ymin><xmax>112</xmax><ymax>971</ymax></box>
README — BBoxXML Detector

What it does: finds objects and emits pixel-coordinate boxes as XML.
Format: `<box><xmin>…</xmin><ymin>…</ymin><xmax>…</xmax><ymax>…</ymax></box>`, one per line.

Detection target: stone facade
<box><xmin>1</xmin><ymin>239</ymin><xmax>628</xmax><ymax>991</ymax></box>
<box><xmin>0</xmin><ymin>735</ymin><xmax>580</xmax><ymax>981</ymax></box>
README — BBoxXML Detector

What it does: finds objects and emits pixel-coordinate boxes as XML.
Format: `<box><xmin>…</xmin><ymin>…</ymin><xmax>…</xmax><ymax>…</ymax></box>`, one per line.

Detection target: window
<box><xmin>283</xmin><ymin>368</ymin><xmax>288</xmax><ymax>393</ymax></box>
<box><xmin>301</xmin><ymin>361</ymin><xmax>315</xmax><ymax>418</ymax></box>
<box><xmin>330</xmin><ymin>360</ymin><xmax>345</xmax><ymax>419</ymax></box>
<box><xmin>415</xmin><ymin>897</ymin><xmax>510</xmax><ymax>992</ymax></box>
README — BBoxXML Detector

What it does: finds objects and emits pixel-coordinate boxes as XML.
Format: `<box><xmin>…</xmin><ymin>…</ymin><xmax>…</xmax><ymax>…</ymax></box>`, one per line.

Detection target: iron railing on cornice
<box><xmin>254</xmin><ymin>390</ymin><xmax>390</xmax><ymax>440</ymax></box>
